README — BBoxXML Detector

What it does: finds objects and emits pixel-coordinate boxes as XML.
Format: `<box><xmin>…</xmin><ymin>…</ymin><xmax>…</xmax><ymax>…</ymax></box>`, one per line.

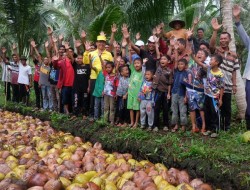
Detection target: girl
<box><xmin>127</xmin><ymin>57</ymin><xmax>143</xmax><ymax>128</ymax></box>
<box><xmin>153</xmin><ymin>55</ymin><xmax>173</xmax><ymax>132</ymax></box>
<box><xmin>103</xmin><ymin>61</ymin><xmax>118</xmax><ymax>125</ymax></box>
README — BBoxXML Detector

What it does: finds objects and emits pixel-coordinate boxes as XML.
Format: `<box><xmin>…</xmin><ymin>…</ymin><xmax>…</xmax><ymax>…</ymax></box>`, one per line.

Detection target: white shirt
<box><xmin>1</xmin><ymin>62</ymin><xmax>11</xmax><ymax>82</ymax></box>
<box><xmin>17</xmin><ymin>63</ymin><xmax>32</xmax><ymax>85</ymax></box>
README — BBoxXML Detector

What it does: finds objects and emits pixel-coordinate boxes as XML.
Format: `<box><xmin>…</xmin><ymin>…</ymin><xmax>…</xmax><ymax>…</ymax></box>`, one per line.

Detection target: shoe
<box><xmin>147</xmin><ymin>127</ymin><xmax>152</xmax><ymax>131</ymax></box>
<box><xmin>140</xmin><ymin>125</ymin><xmax>146</xmax><ymax>129</ymax></box>
<box><xmin>210</xmin><ymin>133</ymin><xmax>218</xmax><ymax>138</ymax></box>
<box><xmin>163</xmin><ymin>126</ymin><xmax>169</xmax><ymax>131</ymax></box>
<box><xmin>153</xmin><ymin>127</ymin><xmax>159</xmax><ymax>132</ymax></box>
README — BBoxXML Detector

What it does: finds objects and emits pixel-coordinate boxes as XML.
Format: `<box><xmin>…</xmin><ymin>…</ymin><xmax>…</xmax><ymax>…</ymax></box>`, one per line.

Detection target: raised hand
<box><xmin>169</xmin><ymin>36</ymin><xmax>176</xmax><ymax>47</ymax></box>
<box><xmin>193</xmin><ymin>17</ymin><xmax>200</xmax><ymax>25</ymax></box>
<box><xmin>30</xmin><ymin>40</ymin><xmax>36</xmax><ymax>48</ymax></box>
<box><xmin>64</xmin><ymin>41</ymin><xmax>70</xmax><ymax>49</ymax></box>
<box><xmin>52</xmin><ymin>36</ymin><xmax>58</xmax><ymax>43</ymax></box>
<box><xmin>45</xmin><ymin>41</ymin><xmax>49</xmax><ymax>48</ymax></box>
<box><xmin>186</xmin><ymin>28</ymin><xmax>193</xmax><ymax>39</ymax></box>
<box><xmin>111</xmin><ymin>23</ymin><xmax>118</xmax><ymax>33</ymax></box>
<box><xmin>121</xmin><ymin>23</ymin><xmax>128</xmax><ymax>33</ymax></box>
<box><xmin>232</xmin><ymin>5</ymin><xmax>241</xmax><ymax>19</ymax></box>
<box><xmin>121</xmin><ymin>38</ymin><xmax>127</xmax><ymax>48</ymax></box>
<box><xmin>59</xmin><ymin>34</ymin><xmax>64</xmax><ymax>41</ymax></box>
<box><xmin>99</xmin><ymin>31</ymin><xmax>106</xmax><ymax>37</ymax></box>
<box><xmin>75</xmin><ymin>40</ymin><xmax>82</xmax><ymax>48</ymax></box>
<box><xmin>81</xmin><ymin>30</ymin><xmax>87</xmax><ymax>38</ymax></box>
<box><xmin>156</xmin><ymin>25</ymin><xmax>162</xmax><ymax>36</ymax></box>
<box><xmin>52</xmin><ymin>55</ymin><xmax>59</xmax><ymax>61</ymax></box>
<box><xmin>84</xmin><ymin>41</ymin><xmax>91</xmax><ymax>51</ymax></box>
<box><xmin>12</xmin><ymin>43</ymin><xmax>17</xmax><ymax>50</ymax></box>
<box><xmin>47</xmin><ymin>26</ymin><xmax>53</xmax><ymax>35</ymax></box>
<box><xmin>152</xmin><ymin>28</ymin><xmax>157</xmax><ymax>36</ymax></box>
<box><xmin>153</xmin><ymin>35</ymin><xmax>159</xmax><ymax>44</ymax></box>
<box><xmin>211</xmin><ymin>18</ymin><xmax>222</xmax><ymax>31</ymax></box>
<box><xmin>113</xmin><ymin>41</ymin><xmax>118</xmax><ymax>48</ymax></box>
<box><xmin>1</xmin><ymin>47</ymin><xmax>7</xmax><ymax>53</ymax></box>
<box><xmin>135</xmin><ymin>32</ymin><xmax>141</xmax><ymax>40</ymax></box>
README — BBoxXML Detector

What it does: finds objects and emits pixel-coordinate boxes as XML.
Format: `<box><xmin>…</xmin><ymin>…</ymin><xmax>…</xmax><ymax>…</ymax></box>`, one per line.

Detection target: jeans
<box><xmin>41</xmin><ymin>85</ymin><xmax>53</xmax><ymax>110</ymax></box>
<box><xmin>246</xmin><ymin>80</ymin><xmax>250</xmax><ymax>130</ymax></box>
<box><xmin>140</xmin><ymin>100</ymin><xmax>154</xmax><ymax>127</ymax></box>
<box><xmin>34</xmin><ymin>81</ymin><xmax>42</xmax><ymax>108</ymax></box>
<box><xmin>154</xmin><ymin>91</ymin><xmax>169</xmax><ymax>128</ymax></box>
<box><xmin>104</xmin><ymin>95</ymin><xmax>116</xmax><ymax>123</ymax></box>
<box><xmin>221</xmin><ymin>93</ymin><xmax>231</xmax><ymax>130</ymax></box>
<box><xmin>94</xmin><ymin>97</ymin><xmax>104</xmax><ymax>120</ymax></box>
<box><xmin>171</xmin><ymin>93</ymin><xmax>187</xmax><ymax>126</ymax></box>
<box><xmin>50</xmin><ymin>85</ymin><xmax>60</xmax><ymax>111</ymax></box>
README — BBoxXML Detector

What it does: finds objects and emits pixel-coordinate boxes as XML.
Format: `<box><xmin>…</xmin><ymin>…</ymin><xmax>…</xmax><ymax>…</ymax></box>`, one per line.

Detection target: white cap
<box><xmin>147</xmin><ymin>36</ymin><xmax>155</xmax><ymax>43</ymax></box>
<box><xmin>135</xmin><ymin>40</ymin><xmax>145</xmax><ymax>47</ymax></box>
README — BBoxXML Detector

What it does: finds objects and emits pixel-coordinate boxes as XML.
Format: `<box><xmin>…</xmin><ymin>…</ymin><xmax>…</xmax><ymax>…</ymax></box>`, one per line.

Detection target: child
<box><xmin>138</xmin><ymin>70</ymin><xmax>155</xmax><ymax>131</ymax></box>
<box><xmin>153</xmin><ymin>55</ymin><xmax>173</xmax><ymax>132</ymax></box>
<box><xmin>93</xmin><ymin>61</ymin><xmax>106</xmax><ymax>120</ymax></box>
<box><xmin>103</xmin><ymin>61</ymin><xmax>118</xmax><ymax>125</ymax></box>
<box><xmin>171</xmin><ymin>58</ymin><xmax>188</xmax><ymax>132</ymax></box>
<box><xmin>72</xmin><ymin>54</ymin><xmax>90</xmax><ymax>118</ymax></box>
<box><xmin>193</xmin><ymin>54</ymin><xmax>224</xmax><ymax>137</ymax></box>
<box><xmin>185</xmin><ymin>49</ymin><xmax>208</xmax><ymax>134</ymax></box>
<box><xmin>127</xmin><ymin>57</ymin><xmax>143</xmax><ymax>128</ymax></box>
<box><xmin>116</xmin><ymin>65</ymin><xmax>130</xmax><ymax>126</ymax></box>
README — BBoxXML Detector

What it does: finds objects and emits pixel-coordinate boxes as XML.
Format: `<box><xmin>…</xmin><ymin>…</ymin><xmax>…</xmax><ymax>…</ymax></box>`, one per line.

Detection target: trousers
<box><xmin>140</xmin><ymin>100</ymin><xmax>154</xmax><ymax>127</ymax></box>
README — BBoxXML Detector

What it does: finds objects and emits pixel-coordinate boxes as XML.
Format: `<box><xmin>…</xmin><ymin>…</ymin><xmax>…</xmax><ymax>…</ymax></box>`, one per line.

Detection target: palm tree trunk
<box><xmin>221</xmin><ymin>0</ymin><xmax>246</xmax><ymax>119</ymax></box>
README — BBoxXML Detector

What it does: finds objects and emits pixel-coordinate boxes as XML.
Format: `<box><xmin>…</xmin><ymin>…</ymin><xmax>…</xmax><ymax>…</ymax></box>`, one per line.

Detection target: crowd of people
<box><xmin>1</xmin><ymin>5</ymin><xmax>249</xmax><ymax>137</ymax></box>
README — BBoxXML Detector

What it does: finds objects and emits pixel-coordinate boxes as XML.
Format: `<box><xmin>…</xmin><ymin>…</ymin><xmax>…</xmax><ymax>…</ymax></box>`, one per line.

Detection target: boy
<box><xmin>139</xmin><ymin>70</ymin><xmax>155</xmax><ymax>131</ymax></box>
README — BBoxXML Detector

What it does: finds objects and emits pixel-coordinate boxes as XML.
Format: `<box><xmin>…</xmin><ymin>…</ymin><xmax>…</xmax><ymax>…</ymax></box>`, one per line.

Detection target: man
<box><xmin>233</xmin><ymin>4</ymin><xmax>250</xmax><ymax>130</ymax></box>
<box><xmin>88</xmin><ymin>34</ymin><xmax>113</xmax><ymax>120</ymax></box>
<box><xmin>17</xmin><ymin>55</ymin><xmax>32</xmax><ymax>105</ymax></box>
<box><xmin>1</xmin><ymin>47</ymin><xmax>11</xmax><ymax>101</ymax></box>
<box><xmin>210</xmin><ymin>18</ymin><xmax>239</xmax><ymax>131</ymax></box>
<box><xmin>193</xmin><ymin>28</ymin><xmax>208</xmax><ymax>53</ymax></box>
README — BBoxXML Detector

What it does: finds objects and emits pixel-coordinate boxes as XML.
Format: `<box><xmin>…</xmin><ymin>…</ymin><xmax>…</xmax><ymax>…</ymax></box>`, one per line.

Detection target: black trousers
<box><xmin>204</xmin><ymin>95</ymin><xmax>220</xmax><ymax>131</ymax></box>
<box><xmin>34</xmin><ymin>81</ymin><xmax>42</xmax><ymax>108</ymax></box>
<box><xmin>12</xmin><ymin>84</ymin><xmax>19</xmax><ymax>102</ymax></box>
<box><xmin>117</xmin><ymin>96</ymin><xmax>129</xmax><ymax>123</ymax></box>
<box><xmin>89</xmin><ymin>79</ymin><xmax>96</xmax><ymax>117</ymax></box>
<box><xmin>154</xmin><ymin>91</ymin><xmax>169</xmax><ymax>128</ymax></box>
<box><xmin>4</xmin><ymin>82</ymin><xmax>11</xmax><ymax>101</ymax></box>
<box><xmin>73</xmin><ymin>90</ymin><xmax>89</xmax><ymax>116</ymax></box>
<box><xmin>221</xmin><ymin>93</ymin><xmax>231</xmax><ymax>130</ymax></box>
<box><xmin>19</xmin><ymin>83</ymin><xmax>29</xmax><ymax>105</ymax></box>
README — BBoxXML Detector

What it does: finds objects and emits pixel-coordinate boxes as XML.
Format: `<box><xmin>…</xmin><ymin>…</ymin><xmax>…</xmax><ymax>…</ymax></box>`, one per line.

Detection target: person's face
<box><xmin>147</xmin><ymin>42</ymin><xmax>155</xmax><ymax>51</ymax></box>
<box><xmin>196</xmin><ymin>50</ymin><xmax>207</xmax><ymax>62</ymax></box>
<box><xmin>119</xmin><ymin>58</ymin><xmax>125</xmax><ymax>67</ymax></box>
<box><xmin>77</xmin><ymin>55</ymin><xmax>83</xmax><ymax>64</ymax></box>
<box><xmin>21</xmin><ymin>59</ymin><xmax>26</xmax><ymax>65</ymax></box>
<box><xmin>197</xmin><ymin>30</ymin><xmax>204</xmax><ymax>39</ymax></box>
<box><xmin>105</xmin><ymin>64</ymin><xmax>113</xmax><ymax>74</ymax></box>
<box><xmin>160</xmin><ymin>56</ymin><xmax>170</xmax><ymax>67</ymax></box>
<box><xmin>59</xmin><ymin>47</ymin><xmax>65</xmax><ymax>56</ymax></box>
<box><xmin>68</xmin><ymin>49</ymin><xmax>74</xmax><ymax>56</ymax></box>
<box><xmin>177</xmin><ymin>41</ymin><xmax>185</xmax><ymax>53</ymax></box>
<box><xmin>44</xmin><ymin>57</ymin><xmax>49</xmax><ymax>65</ymax></box>
<box><xmin>199</xmin><ymin>44</ymin><xmax>209</xmax><ymax>53</ymax></box>
<box><xmin>134</xmin><ymin>59</ymin><xmax>142</xmax><ymax>71</ymax></box>
<box><xmin>12</xmin><ymin>55</ymin><xmax>17</xmax><ymax>62</ymax></box>
<box><xmin>97</xmin><ymin>40</ymin><xmax>106</xmax><ymax>51</ymax></box>
<box><xmin>145</xmin><ymin>71</ymin><xmax>153</xmax><ymax>81</ymax></box>
<box><xmin>116</xmin><ymin>45</ymin><xmax>121</xmax><ymax>53</ymax></box>
<box><xmin>130</xmin><ymin>49</ymin><xmax>136</xmax><ymax>55</ymax></box>
<box><xmin>121</xmin><ymin>66</ymin><xmax>129</xmax><ymax>77</ymax></box>
<box><xmin>220</xmin><ymin>33</ymin><xmax>231</xmax><ymax>48</ymax></box>
<box><xmin>177</xmin><ymin>61</ymin><xmax>186</xmax><ymax>71</ymax></box>
<box><xmin>105</xmin><ymin>45</ymin><xmax>110</xmax><ymax>51</ymax></box>
<box><xmin>174</xmin><ymin>22</ymin><xmax>182</xmax><ymax>30</ymax></box>
<box><xmin>209</xmin><ymin>57</ymin><xmax>219</xmax><ymax>68</ymax></box>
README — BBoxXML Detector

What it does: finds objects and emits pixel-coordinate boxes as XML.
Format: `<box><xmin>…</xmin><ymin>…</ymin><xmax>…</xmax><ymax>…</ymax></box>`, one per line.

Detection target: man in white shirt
<box><xmin>18</xmin><ymin>55</ymin><xmax>32</xmax><ymax>105</ymax></box>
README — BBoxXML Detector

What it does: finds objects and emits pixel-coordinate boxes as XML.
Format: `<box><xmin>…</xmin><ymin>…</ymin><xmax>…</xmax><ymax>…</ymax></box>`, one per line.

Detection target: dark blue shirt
<box><xmin>172</xmin><ymin>69</ymin><xmax>187</xmax><ymax>96</ymax></box>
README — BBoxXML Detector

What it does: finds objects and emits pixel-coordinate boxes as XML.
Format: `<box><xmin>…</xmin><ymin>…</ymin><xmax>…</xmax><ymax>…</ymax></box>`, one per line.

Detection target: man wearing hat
<box><xmin>88</xmin><ymin>33</ymin><xmax>113</xmax><ymax>120</ymax></box>
<box><xmin>164</xmin><ymin>19</ymin><xmax>188</xmax><ymax>40</ymax></box>
<box><xmin>17</xmin><ymin>55</ymin><xmax>32</xmax><ymax>105</ymax></box>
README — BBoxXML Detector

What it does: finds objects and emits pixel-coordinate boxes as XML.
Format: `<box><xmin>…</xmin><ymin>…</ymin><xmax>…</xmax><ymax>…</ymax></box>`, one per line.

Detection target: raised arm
<box><xmin>30</xmin><ymin>40</ymin><xmax>42</xmax><ymax>63</ymax></box>
<box><xmin>121</xmin><ymin>38</ymin><xmax>127</xmax><ymax>58</ymax></box>
<box><xmin>44</xmin><ymin>41</ymin><xmax>51</xmax><ymax>63</ymax></box>
<box><xmin>12</xmin><ymin>43</ymin><xmax>19</xmax><ymax>61</ymax></box>
<box><xmin>80</xmin><ymin>30</ymin><xmax>87</xmax><ymax>50</ymax></box>
<box><xmin>122</xmin><ymin>24</ymin><xmax>140</xmax><ymax>55</ymax></box>
<box><xmin>233</xmin><ymin>5</ymin><xmax>250</xmax><ymax>49</ymax></box>
<box><xmin>109</xmin><ymin>23</ymin><xmax>118</xmax><ymax>52</ymax></box>
<box><xmin>210</xmin><ymin>18</ymin><xmax>222</xmax><ymax>53</ymax></box>
<box><xmin>75</xmin><ymin>40</ymin><xmax>82</xmax><ymax>55</ymax></box>
<box><xmin>52</xmin><ymin>37</ymin><xmax>59</xmax><ymax>56</ymax></box>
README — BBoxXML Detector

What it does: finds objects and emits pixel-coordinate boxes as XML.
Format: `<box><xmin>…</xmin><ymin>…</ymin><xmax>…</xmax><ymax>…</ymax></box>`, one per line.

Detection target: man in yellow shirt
<box><xmin>88</xmin><ymin>34</ymin><xmax>113</xmax><ymax>120</ymax></box>
<box><xmin>164</xmin><ymin>19</ymin><xmax>188</xmax><ymax>40</ymax></box>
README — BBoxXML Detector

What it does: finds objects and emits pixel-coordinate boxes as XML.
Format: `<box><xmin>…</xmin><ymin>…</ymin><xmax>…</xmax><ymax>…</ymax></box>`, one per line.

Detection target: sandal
<box><xmin>192</xmin><ymin>127</ymin><xmax>200</xmax><ymax>133</ymax></box>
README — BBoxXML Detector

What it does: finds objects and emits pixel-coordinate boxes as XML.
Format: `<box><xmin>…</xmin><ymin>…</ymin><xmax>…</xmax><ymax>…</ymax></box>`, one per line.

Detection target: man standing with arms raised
<box><xmin>209</xmin><ymin>18</ymin><xmax>239</xmax><ymax>131</ymax></box>
<box><xmin>233</xmin><ymin>5</ymin><xmax>250</xmax><ymax>130</ymax></box>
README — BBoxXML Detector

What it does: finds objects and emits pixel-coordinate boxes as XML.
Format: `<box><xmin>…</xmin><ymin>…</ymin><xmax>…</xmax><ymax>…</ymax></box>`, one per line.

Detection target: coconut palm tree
<box><xmin>220</xmin><ymin>0</ymin><xmax>246</xmax><ymax>119</ymax></box>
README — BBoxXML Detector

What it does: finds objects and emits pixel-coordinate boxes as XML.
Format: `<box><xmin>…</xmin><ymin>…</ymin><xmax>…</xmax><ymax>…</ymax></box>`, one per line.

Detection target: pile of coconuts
<box><xmin>0</xmin><ymin>110</ymin><xmax>213</xmax><ymax>190</ymax></box>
